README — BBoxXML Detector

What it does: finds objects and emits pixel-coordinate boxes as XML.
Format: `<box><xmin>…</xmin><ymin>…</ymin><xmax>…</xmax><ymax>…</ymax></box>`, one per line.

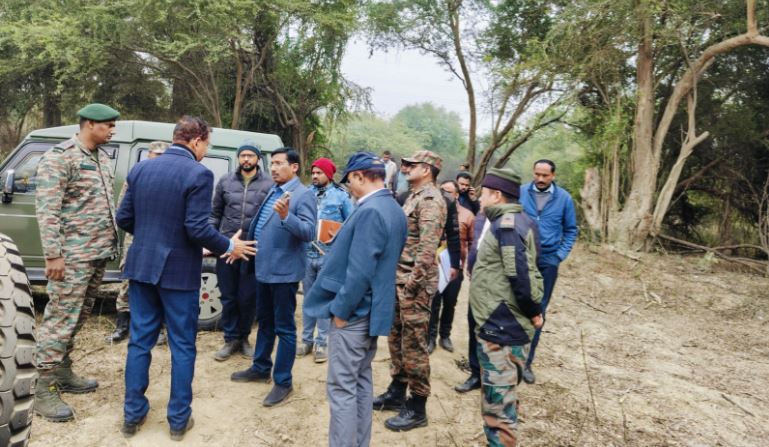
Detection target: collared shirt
<box><xmin>357</xmin><ymin>188</ymin><xmax>387</xmax><ymax>206</ymax></box>
<box><xmin>253</xmin><ymin>177</ymin><xmax>300</xmax><ymax>240</ymax></box>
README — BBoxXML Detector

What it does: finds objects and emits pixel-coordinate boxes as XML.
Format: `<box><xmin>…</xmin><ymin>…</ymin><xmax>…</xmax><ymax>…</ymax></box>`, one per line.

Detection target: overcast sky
<box><xmin>341</xmin><ymin>40</ymin><xmax>474</xmax><ymax>129</ymax></box>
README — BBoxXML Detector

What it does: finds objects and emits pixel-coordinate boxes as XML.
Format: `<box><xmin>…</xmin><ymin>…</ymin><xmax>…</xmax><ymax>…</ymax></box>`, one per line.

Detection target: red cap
<box><xmin>312</xmin><ymin>158</ymin><xmax>337</xmax><ymax>180</ymax></box>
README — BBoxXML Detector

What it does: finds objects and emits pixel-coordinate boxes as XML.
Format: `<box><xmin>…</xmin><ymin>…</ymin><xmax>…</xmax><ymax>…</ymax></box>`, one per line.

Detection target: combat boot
<box><xmin>373</xmin><ymin>380</ymin><xmax>407</xmax><ymax>411</ymax></box>
<box><xmin>384</xmin><ymin>394</ymin><xmax>428</xmax><ymax>432</ymax></box>
<box><xmin>107</xmin><ymin>311</ymin><xmax>130</xmax><ymax>343</ymax></box>
<box><xmin>35</xmin><ymin>372</ymin><xmax>75</xmax><ymax>422</ymax></box>
<box><xmin>56</xmin><ymin>357</ymin><xmax>98</xmax><ymax>393</ymax></box>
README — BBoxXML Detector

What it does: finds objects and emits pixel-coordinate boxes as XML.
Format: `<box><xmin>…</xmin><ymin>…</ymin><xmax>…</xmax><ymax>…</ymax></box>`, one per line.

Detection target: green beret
<box><xmin>77</xmin><ymin>103</ymin><xmax>120</xmax><ymax>122</ymax></box>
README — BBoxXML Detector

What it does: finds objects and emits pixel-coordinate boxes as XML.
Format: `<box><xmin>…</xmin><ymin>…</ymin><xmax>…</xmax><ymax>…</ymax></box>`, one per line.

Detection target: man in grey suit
<box><xmin>304</xmin><ymin>152</ymin><xmax>408</xmax><ymax>447</ymax></box>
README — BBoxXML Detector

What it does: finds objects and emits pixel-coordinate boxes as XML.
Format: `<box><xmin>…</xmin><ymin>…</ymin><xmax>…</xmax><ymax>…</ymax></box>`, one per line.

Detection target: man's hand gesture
<box><xmin>222</xmin><ymin>229</ymin><xmax>257</xmax><ymax>264</ymax></box>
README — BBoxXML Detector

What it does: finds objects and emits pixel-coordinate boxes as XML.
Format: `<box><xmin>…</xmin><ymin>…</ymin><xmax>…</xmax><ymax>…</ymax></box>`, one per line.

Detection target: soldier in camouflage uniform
<box><xmin>469</xmin><ymin>168</ymin><xmax>544</xmax><ymax>447</ymax></box>
<box><xmin>108</xmin><ymin>141</ymin><xmax>169</xmax><ymax>343</ymax></box>
<box><xmin>34</xmin><ymin>103</ymin><xmax>121</xmax><ymax>422</ymax></box>
<box><xmin>373</xmin><ymin>150</ymin><xmax>447</xmax><ymax>432</ymax></box>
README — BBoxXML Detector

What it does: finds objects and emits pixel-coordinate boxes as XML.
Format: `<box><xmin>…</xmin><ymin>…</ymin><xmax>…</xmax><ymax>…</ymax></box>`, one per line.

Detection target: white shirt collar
<box><xmin>357</xmin><ymin>188</ymin><xmax>387</xmax><ymax>205</ymax></box>
<box><xmin>533</xmin><ymin>183</ymin><xmax>554</xmax><ymax>194</ymax></box>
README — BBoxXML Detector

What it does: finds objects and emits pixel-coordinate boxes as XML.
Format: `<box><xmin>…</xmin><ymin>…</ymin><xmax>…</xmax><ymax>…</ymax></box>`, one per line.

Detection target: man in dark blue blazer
<box><xmin>230</xmin><ymin>147</ymin><xmax>316</xmax><ymax>407</ymax></box>
<box><xmin>304</xmin><ymin>152</ymin><xmax>408</xmax><ymax>447</ymax></box>
<box><xmin>116</xmin><ymin>116</ymin><xmax>255</xmax><ymax>441</ymax></box>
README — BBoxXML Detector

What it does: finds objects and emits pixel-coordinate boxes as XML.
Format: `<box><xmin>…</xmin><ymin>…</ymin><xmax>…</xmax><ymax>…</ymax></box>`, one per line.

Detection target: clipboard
<box><xmin>317</xmin><ymin>219</ymin><xmax>343</xmax><ymax>244</ymax></box>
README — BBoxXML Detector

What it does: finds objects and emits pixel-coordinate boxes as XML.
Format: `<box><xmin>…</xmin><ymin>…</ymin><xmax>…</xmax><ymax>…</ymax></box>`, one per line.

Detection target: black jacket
<box><xmin>209</xmin><ymin>169</ymin><xmax>273</xmax><ymax>237</ymax></box>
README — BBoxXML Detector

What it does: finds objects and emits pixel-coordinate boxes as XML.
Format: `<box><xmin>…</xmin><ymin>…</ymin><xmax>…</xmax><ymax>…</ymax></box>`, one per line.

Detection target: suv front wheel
<box><xmin>198</xmin><ymin>258</ymin><xmax>222</xmax><ymax>331</ymax></box>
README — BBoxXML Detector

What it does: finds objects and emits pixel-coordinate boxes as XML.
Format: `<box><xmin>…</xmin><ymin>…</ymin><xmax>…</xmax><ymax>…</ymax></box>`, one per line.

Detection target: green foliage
<box><xmin>324</xmin><ymin>113</ymin><xmax>427</xmax><ymax>166</ymax></box>
<box><xmin>392</xmin><ymin>103</ymin><xmax>466</xmax><ymax>157</ymax></box>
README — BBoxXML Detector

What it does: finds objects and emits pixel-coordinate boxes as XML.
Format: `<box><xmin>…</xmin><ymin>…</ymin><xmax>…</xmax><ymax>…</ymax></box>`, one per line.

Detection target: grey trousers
<box><xmin>327</xmin><ymin>317</ymin><xmax>377</xmax><ymax>447</ymax></box>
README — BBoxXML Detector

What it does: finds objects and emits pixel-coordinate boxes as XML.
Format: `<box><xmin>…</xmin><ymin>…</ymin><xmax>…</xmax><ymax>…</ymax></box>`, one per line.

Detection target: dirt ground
<box><xmin>26</xmin><ymin>245</ymin><xmax>769</xmax><ymax>447</ymax></box>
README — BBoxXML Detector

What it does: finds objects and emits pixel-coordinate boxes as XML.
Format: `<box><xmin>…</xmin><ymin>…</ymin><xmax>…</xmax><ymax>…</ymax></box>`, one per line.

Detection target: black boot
<box><xmin>107</xmin><ymin>311</ymin><xmax>130</xmax><ymax>343</ymax></box>
<box><xmin>373</xmin><ymin>380</ymin><xmax>406</xmax><ymax>411</ymax></box>
<box><xmin>384</xmin><ymin>394</ymin><xmax>428</xmax><ymax>431</ymax></box>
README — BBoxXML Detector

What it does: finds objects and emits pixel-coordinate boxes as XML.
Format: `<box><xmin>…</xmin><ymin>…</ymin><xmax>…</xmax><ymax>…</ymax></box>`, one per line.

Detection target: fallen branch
<box><xmin>657</xmin><ymin>234</ymin><xmax>767</xmax><ymax>275</ymax></box>
<box><xmin>580</xmin><ymin>329</ymin><xmax>600</xmax><ymax>423</ymax></box>
<box><xmin>721</xmin><ymin>393</ymin><xmax>755</xmax><ymax>417</ymax></box>
<box><xmin>563</xmin><ymin>295</ymin><xmax>608</xmax><ymax>314</ymax></box>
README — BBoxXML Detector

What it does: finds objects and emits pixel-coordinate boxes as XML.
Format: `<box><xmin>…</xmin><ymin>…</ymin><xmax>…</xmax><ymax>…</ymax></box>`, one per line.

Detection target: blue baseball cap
<box><xmin>340</xmin><ymin>151</ymin><xmax>385</xmax><ymax>183</ymax></box>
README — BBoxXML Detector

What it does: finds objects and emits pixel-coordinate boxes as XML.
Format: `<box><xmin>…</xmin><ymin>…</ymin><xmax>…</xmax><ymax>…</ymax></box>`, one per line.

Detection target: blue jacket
<box><xmin>520</xmin><ymin>181</ymin><xmax>578</xmax><ymax>264</ymax></box>
<box><xmin>307</xmin><ymin>183</ymin><xmax>353</xmax><ymax>258</ymax></box>
<box><xmin>304</xmin><ymin>189</ymin><xmax>407</xmax><ymax>336</ymax></box>
<box><xmin>247</xmin><ymin>176</ymin><xmax>316</xmax><ymax>283</ymax></box>
<box><xmin>116</xmin><ymin>145</ymin><xmax>230</xmax><ymax>290</ymax></box>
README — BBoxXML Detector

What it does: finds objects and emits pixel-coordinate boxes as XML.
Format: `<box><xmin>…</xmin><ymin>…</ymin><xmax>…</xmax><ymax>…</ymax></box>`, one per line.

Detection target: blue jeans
<box><xmin>124</xmin><ymin>281</ymin><xmax>198</xmax><ymax>431</ymax></box>
<box><xmin>525</xmin><ymin>258</ymin><xmax>560</xmax><ymax>368</ymax></box>
<box><xmin>301</xmin><ymin>256</ymin><xmax>329</xmax><ymax>347</ymax></box>
<box><xmin>251</xmin><ymin>281</ymin><xmax>298</xmax><ymax>387</ymax></box>
<box><xmin>216</xmin><ymin>258</ymin><xmax>257</xmax><ymax>342</ymax></box>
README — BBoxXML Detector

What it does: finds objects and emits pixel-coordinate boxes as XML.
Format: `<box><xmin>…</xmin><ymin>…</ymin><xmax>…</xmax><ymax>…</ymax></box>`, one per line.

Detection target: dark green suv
<box><xmin>0</xmin><ymin>121</ymin><xmax>282</xmax><ymax>328</ymax></box>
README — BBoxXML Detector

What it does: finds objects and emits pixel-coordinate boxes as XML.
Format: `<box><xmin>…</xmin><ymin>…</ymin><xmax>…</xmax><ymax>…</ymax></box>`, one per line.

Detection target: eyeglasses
<box><xmin>239</xmin><ymin>154</ymin><xmax>258</xmax><ymax>160</ymax></box>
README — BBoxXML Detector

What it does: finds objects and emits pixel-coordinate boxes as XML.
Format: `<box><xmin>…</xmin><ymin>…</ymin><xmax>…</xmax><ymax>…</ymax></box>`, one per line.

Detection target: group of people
<box><xmin>32</xmin><ymin>103</ymin><xmax>578</xmax><ymax>446</ymax></box>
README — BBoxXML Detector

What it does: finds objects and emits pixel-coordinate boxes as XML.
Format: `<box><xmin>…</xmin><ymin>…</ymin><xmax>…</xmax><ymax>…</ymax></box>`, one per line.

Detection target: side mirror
<box><xmin>2</xmin><ymin>169</ymin><xmax>15</xmax><ymax>204</ymax></box>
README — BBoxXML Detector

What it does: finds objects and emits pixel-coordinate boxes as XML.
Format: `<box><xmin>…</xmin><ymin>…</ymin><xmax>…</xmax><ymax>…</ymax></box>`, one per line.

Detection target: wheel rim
<box><xmin>199</xmin><ymin>272</ymin><xmax>222</xmax><ymax>322</ymax></box>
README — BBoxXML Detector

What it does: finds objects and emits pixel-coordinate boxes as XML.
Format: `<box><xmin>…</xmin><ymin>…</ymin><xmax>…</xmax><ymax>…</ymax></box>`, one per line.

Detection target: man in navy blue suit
<box><xmin>116</xmin><ymin>116</ymin><xmax>255</xmax><ymax>441</ymax></box>
<box><xmin>230</xmin><ymin>147</ymin><xmax>316</xmax><ymax>407</ymax></box>
<box><xmin>304</xmin><ymin>152</ymin><xmax>408</xmax><ymax>447</ymax></box>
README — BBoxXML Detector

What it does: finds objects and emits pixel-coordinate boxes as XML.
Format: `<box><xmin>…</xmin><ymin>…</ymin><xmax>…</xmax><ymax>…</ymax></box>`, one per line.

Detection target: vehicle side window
<box><xmin>200</xmin><ymin>156</ymin><xmax>230</xmax><ymax>186</ymax></box>
<box><xmin>12</xmin><ymin>152</ymin><xmax>44</xmax><ymax>193</ymax></box>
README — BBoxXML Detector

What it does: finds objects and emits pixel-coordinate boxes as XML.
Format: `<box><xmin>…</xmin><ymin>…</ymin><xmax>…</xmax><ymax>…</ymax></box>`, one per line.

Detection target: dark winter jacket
<box><xmin>209</xmin><ymin>169</ymin><xmax>273</xmax><ymax>238</ymax></box>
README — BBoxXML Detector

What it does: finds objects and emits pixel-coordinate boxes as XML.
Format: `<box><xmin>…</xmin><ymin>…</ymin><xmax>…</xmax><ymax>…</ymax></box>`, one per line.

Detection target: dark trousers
<box><xmin>124</xmin><ymin>281</ymin><xmax>198</xmax><ymax>431</ymax></box>
<box><xmin>428</xmin><ymin>271</ymin><xmax>463</xmax><ymax>340</ymax></box>
<box><xmin>216</xmin><ymin>258</ymin><xmax>257</xmax><ymax>342</ymax></box>
<box><xmin>467</xmin><ymin>304</ymin><xmax>480</xmax><ymax>378</ymax></box>
<box><xmin>525</xmin><ymin>261</ymin><xmax>560</xmax><ymax>368</ymax></box>
<box><xmin>251</xmin><ymin>281</ymin><xmax>298</xmax><ymax>387</ymax></box>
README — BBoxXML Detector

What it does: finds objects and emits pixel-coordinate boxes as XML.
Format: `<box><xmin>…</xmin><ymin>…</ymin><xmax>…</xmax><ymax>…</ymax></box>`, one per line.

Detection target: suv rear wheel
<box><xmin>0</xmin><ymin>233</ymin><xmax>36</xmax><ymax>447</ymax></box>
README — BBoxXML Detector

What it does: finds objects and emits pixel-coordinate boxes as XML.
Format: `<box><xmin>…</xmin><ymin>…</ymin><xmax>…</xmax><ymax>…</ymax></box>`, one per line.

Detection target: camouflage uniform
<box><xmin>477</xmin><ymin>339</ymin><xmax>528</xmax><ymax>447</ymax></box>
<box><xmin>389</xmin><ymin>178</ymin><xmax>447</xmax><ymax>397</ymax></box>
<box><xmin>35</xmin><ymin>135</ymin><xmax>118</xmax><ymax>368</ymax></box>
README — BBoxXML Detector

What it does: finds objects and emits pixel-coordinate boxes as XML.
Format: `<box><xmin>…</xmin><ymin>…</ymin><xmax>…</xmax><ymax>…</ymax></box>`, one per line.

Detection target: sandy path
<box><xmin>28</xmin><ymin>246</ymin><xmax>769</xmax><ymax>446</ymax></box>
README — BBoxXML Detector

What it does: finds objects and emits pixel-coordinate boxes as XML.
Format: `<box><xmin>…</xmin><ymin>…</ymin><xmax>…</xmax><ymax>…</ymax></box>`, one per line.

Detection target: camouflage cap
<box><xmin>148</xmin><ymin>141</ymin><xmax>170</xmax><ymax>154</ymax></box>
<box><xmin>402</xmin><ymin>150</ymin><xmax>442</xmax><ymax>170</ymax></box>
<box><xmin>77</xmin><ymin>103</ymin><xmax>120</xmax><ymax>122</ymax></box>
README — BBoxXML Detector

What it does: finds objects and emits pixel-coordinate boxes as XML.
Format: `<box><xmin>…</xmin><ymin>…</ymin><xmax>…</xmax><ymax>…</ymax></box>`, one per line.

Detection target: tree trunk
<box><xmin>610</xmin><ymin>8</ymin><xmax>655</xmax><ymax>249</ymax></box>
<box><xmin>581</xmin><ymin>167</ymin><xmax>602</xmax><ymax>238</ymax></box>
<box><xmin>447</xmin><ymin>1</ymin><xmax>477</xmax><ymax>170</ymax></box>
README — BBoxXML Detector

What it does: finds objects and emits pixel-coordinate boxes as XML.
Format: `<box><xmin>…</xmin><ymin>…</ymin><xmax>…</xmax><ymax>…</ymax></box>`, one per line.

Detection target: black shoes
<box><xmin>438</xmin><ymin>337</ymin><xmax>454</xmax><ymax>352</ymax></box>
<box><xmin>170</xmin><ymin>416</ymin><xmax>195</xmax><ymax>442</ymax></box>
<box><xmin>107</xmin><ymin>311</ymin><xmax>130</xmax><ymax>343</ymax></box>
<box><xmin>384</xmin><ymin>395</ymin><xmax>428</xmax><ymax>432</ymax></box>
<box><xmin>263</xmin><ymin>384</ymin><xmax>293</xmax><ymax>407</ymax></box>
<box><xmin>427</xmin><ymin>338</ymin><xmax>436</xmax><ymax>355</ymax></box>
<box><xmin>522</xmin><ymin>366</ymin><xmax>536</xmax><ymax>384</ymax></box>
<box><xmin>121</xmin><ymin>415</ymin><xmax>146</xmax><ymax>438</ymax></box>
<box><xmin>373</xmin><ymin>381</ymin><xmax>407</xmax><ymax>411</ymax></box>
<box><xmin>214</xmin><ymin>340</ymin><xmax>241</xmax><ymax>361</ymax></box>
<box><xmin>230</xmin><ymin>367</ymin><xmax>271</xmax><ymax>383</ymax></box>
<box><xmin>454</xmin><ymin>375</ymin><xmax>481</xmax><ymax>393</ymax></box>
